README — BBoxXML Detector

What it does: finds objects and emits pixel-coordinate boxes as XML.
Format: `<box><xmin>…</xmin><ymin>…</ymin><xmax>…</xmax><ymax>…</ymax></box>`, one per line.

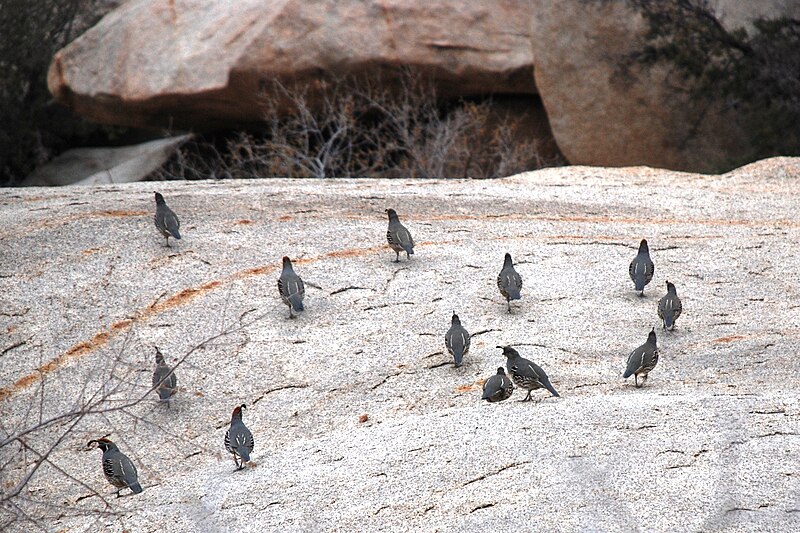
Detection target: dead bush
<box><xmin>150</xmin><ymin>71</ymin><xmax>563</xmax><ymax>181</ymax></box>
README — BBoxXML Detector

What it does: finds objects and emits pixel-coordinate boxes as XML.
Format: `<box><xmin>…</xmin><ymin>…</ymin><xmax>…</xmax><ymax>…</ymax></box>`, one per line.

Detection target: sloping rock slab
<box><xmin>1</xmin><ymin>158</ymin><xmax>799</xmax><ymax>531</ymax></box>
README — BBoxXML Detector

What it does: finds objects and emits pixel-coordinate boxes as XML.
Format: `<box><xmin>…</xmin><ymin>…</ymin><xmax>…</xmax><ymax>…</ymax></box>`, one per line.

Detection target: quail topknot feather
<box><xmin>278</xmin><ymin>256</ymin><xmax>305</xmax><ymax>319</ymax></box>
<box><xmin>224</xmin><ymin>404</ymin><xmax>254</xmax><ymax>471</ymax></box>
<box><xmin>497</xmin><ymin>253</ymin><xmax>523</xmax><ymax>313</ymax></box>
<box><xmin>153</xmin><ymin>192</ymin><xmax>181</xmax><ymax>247</ymax></box>
<box><xmin>445</xmin><ymin>312</ymin><xmax>470</xmax><ymax>367</ymax></box>
<box><xmin>623</xmin><ymin>328</ymin><xmax>659</xmax><ymax>388</ymax></box>
<box><xmin>385</xmin><ymin>208</ymin><xmax>414</xmax><ymax>262</ymax></box>
<box><xmin>88</xmin><ymin>438</ymin><xmax>143</xmax><ymax>497</ymax></box>
<box><xmin>498</xmin><ymin>345</ymin><xmax>559</xmax><ymax>401</ymax></box>
<box><xmin>152</xmin><ymin>347</ymin><xmax>177</xmax><ymax>406</ymax></box>
<box><xmin>658</xmin><ymin>280</ymin><xmax>683</xmax><ymax>331</ymax></box>
<box><xmin>482</xmin><ymin>367</ymin><xmax>515</xmax><ymax>402</ymax></box>
<box><xmin>629</xmin><ymin>239</ymin><xmax>654</xmax><ymax>296</ymax></box>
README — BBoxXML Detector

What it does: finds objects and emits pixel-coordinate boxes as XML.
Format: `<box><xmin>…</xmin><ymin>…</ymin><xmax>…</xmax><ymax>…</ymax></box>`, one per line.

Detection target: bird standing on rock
<box><xmin>498</xmin><ymin>345</ymin><xmax>559</xmax><ymax>401</ymax></box>
<box><xmin>225</xmin><ymin>404</ymin><xmax>254</xmax><ymax>471</ymax></box>
<box><xmin>152</xmin><ymin>347</ymin><xmax>177</xmax><ymax>406</ymax></box>
<box><xmin>497</xmin><ymin>253</ymin><xmax>522</xmax><ymax>313</ymax></box>
<box><xmin>87</xmin><ymin>438</ymin><xmax>143</xmax><ymax>497</ymax></box>
<box><xmin>445</xmin><ymin>312</ymin><xmax>470</xmax><ymax>367</ymax></box>
<box><xmin>658</xmin><ymin>281</ymin><xmax>683</xmax><ymax>331</ymax></box>
<box><xmin>153</xmin><ymin>192</ymin><xmax>181</xmax><ymax>247</ymax></box>
<box><xmin>629</xmin><ymin>239</ymin><xmax>654</xmax><ymax>296</ymax></box>
<box><xmin>278</xmin><ymin>256</ymin><xmax>305</xmax><ymax>319</ymax></box>
<box><xmin>623</xmin><ymin>328</ymin><xmax>659</xmax><ymax>388</ymax></box>
<box><xmin>386</xmin><ymin>208</ymin><xmax>414</xmax><ymax>262</ymax></box>
<box><xmin>482</xmin><ymin>367</ymin><xmax>514</xmax><ymax>402</ymax></box>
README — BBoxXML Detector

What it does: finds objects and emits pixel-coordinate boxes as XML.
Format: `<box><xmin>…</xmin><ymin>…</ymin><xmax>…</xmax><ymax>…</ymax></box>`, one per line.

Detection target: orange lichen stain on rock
<box><xmin>95</xmin><ymin>210</ymin><xmax>147</xmax><ymax>218</ymax></box>
<box><xmin>712</xmin><ymin>335</ymin><xmax>746</xmax><ymax>343</ymax></box>
<box><xmin>325</xmin><ymin>245</ymin><xmax>385</xmax><ymax>259</ymax></box>
<box><xmin>244</xmin><ymin>266</ymin><xmax>270</xmax><ymax>275</ymax></box>
<box><xmin>111</xmin><ymin>319</ymin><xmax>133</xmax><ymax>331</ymax></box>
<box><xmin>455</xmin><ymin>380</ymin><xmax>483</xmax><ymax>393</ymax></box>
<box><xmin>0</xmin><ymin>331</ymin><xmax>113</xmax><ymax>401</ymax></box>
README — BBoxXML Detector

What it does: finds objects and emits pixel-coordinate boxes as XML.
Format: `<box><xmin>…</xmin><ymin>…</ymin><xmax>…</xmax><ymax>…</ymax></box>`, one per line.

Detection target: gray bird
<box><xmin>658</xmin><ymin>281</ymin><xmax>683</xmax><ymax>331</ymax></box>
<box><xmin>153</xmin><ymin>192</ymin><xmax>181</xmax><ymax>247</ymax></box>
<box><xmin>445</xmin><ymin>312</ymin><xmax>470</xmax><ymax>367</ymax></box>
<box><xmin>629</xmin><ymin>239</ymin><xmax>654</xmax><ymax>296</ymax></box>
<box><xmin>224</xmin><ymin>404</ymin><xmax>254</xmax><ymax>471</ymax></box>
<box><xmin>497</xmin><ymin>253</ymin><xmax>522</xmax><ymax>313</ymax></box>
<box><xmin>386</xmin><ymin>208</ymin><xmax>414</xmax><ymax>262</ymax></box>
<box><xmin>152</xmin><ymin>347</ymin><xmax>177</xmax><ymax>406</ymax></box>
<box><xmin>278</xmin><ymin>256</ymin><xmax>305</xmax><ymax>319</ymax></box>
<box><xmin>482</xmin><ymin>367</ymin><xmax>514</xmax><ymax>402</ymax></box>
<box><xmin>87</xmin><ymin>438</ymin><xmax>143</xmax><ymax>497</ymax></box>
<box><xmin>623</xmin><ymin>328</ymin><xmax>659</xmax><ymax>388</ymax></box>
<box><xmin>498</xmin><ymin>345</ymin><xmax>559</xmax><ymax>401</ymax></box>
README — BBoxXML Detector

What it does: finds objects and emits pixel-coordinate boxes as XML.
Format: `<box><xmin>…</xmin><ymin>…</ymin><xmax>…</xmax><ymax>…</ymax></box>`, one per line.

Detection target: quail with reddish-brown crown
<box><xmin>482</xmin><ymin>367</ymin><xmax>514</xmax><ymax>402</ymax></box>
<box><xmin>153</xmin><ymin>192</ymin><xmax>181</xmax><ymax>247</ymax></box>
<box><xmin>87</xmin><ymin>438</ymin><xmax>143</xmax><ymax>497</ymax></box>
<box><xmin>623</xmin><ymin>328</ymin><xmax>659</xmax><ymax>388</ymax></box>
<box><xmin>278</xmin><ymin>256</ymin><xmax>305</xmax><ymax>319</ymax></box>
<box><xmin>658</xmin><ymin>281</ymin><xmax>683</xmax><ymax>331</ymax></box>
<box><xmin>385</xmin><ymin>208</ymin><xmax>414</xmax><ymax>262</ymax></box>
<box><xmin>629</xmin><ymin>239</ymin><xmax>654</xmax><ymax>296</ymax></box>
<box><xmin>498</xmin><ymin>345</ymin><xmax>559</xmax><ymax>401</ymax></box>
<box><xmin>225</xmin><ymin>404</ymin><xmax>254</xmax><ymax>471</ymax></box>
<box><xmin>445</xmin><ymin>312</ymin><xmax>470</xmax><ymax>367</ymax></box>
<box><xmin>497</xmin><ymin>253</ymin><xmax>522</xmax><ymax>313</ymax></box>
<box><xmin>152</xmin><ymin>347</ymin><xmax>177</xmax><ymax>406</ymax></box>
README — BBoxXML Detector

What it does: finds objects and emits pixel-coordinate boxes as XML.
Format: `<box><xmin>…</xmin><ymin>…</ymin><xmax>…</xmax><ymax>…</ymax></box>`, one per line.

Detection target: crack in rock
<box><xmin>470</xmin><ymin>503</ymin><xmax>496</xmax><ymax>513</ymax></box>
<box><xmin>252</xmin><ymin>384</ymin><xmax>310</xmax><ymax>405</ymax></box>
<box><xmin>330</xmin><ymin>286</ymin><xmax>373</xmax><ymax>295</ymax></box>
<box><xmin>463</xmin><ymin>461</ymin><xmax>531</xmax><ymax>487</ymax></box>
<box><xmin>364</xmin><ymin>302</ymin><xmax>414</xmax><ymax>311</ymax></box>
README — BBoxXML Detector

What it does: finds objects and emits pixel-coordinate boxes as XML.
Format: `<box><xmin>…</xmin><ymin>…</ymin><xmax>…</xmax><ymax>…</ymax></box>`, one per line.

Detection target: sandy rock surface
<box><xmin>1</xmin><ymin>158</ymin><xmax>799</xmax><ymax>531</ymax></box>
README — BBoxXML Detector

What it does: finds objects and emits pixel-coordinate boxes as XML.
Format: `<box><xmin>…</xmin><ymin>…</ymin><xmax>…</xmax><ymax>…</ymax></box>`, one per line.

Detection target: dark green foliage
<box><xmin>631</xmin><ymin>0</ymin><xmax>800</xmax><ymax>163</ymax></box>
<box><xmin>0</xmin><ymin>0</ymin><xmax>120</xmax><ymax>186</ymax></box>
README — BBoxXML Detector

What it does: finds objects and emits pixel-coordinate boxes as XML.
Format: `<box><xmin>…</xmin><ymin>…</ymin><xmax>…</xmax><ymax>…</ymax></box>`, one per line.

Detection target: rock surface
<box><xmin>22</xmin><ymin>135</ymin><xmax>190</xmax><ymax>186</ymax></box>
<box><xmin>47</xmin><ymin>0</ymin><xmax>799</xmax><ymax>174</ymax></box>
<box><xmin>530</xmin><ymin>0</ymin><xmax>800</xmax><ymax>173</ymax></box>
<box><xmin>1</xmin><ymin>158</ymin><xmax>800</xmax><ymax>531</ymax></box>
<box><xmin>47</xmin><ymin>0</ymin><xmax>533</xmax><ymax>129</ymax></box>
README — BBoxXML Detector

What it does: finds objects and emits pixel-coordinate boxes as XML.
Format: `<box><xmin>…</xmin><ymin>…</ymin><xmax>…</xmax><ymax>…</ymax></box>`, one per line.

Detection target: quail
<box><xmin>87</xmin><ymin>438</ymin><xmax>143</xmax><ymax>497</ymax></box>
<box><xmin>623</xmin><ymin>328</ymin><xmax>659</xmax><ymax>388</ymax></box>
<box><xmin>658</xmin><ymin>280</ymin><xmax>683</xmax><ymax>331</ymax></box>
<box><xmin>498</xmin><ymin>345</ymin><xmax>559</xmax><ymax>401</ymax></box>
<box><xmin>482</xmin><ymin>367</ymin><xmax>514</xmax><ymax>402</ymax></box>
<box><xmin>278</xmin><ymin>256</ymin><xmax>305</xmax><ymax>319</ymax></box>
<box><xmin>444</xmin><ymin>312</ymin><xmax>470</xmax><ymax>367</ymax></box>
<box><xmin>152</xmin><ymin>347</ymin><xmax>177</xmax><ymax>406</ymax></box>
<box><xmin>385</xmin><ymin>208</ymin><xmax>414</xmax><ymax>262</ymax></box>
<box><xmin>497</xmin><ymin>253</ymin><xmax>522</xmax><ymax>313</ymax></box>
<box><xmin>225</xmin><ymin>404</ymin><xmax>254</xmax><ymax>471</ymax></box>
<box><xmin>153</xmin><ymin>192</ymin><xmax>181</xmax><ymax>247</ymax></box>
<box><xmin>628</xmin><ymin>239</ymin><xmax>654</xmax><ymax>296</ymax></box>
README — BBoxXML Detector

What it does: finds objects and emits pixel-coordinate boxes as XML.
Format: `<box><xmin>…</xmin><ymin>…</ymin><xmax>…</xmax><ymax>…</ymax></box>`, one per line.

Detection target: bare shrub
<box><xmin>150</xmin><ymin>71</ymin><xmax>563</xmax><ymax>181</ymax></box>
<box><xmin>0</xmin><ymin>311</ymin><xmax>263</xmax><ymax>529</ymax></box>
